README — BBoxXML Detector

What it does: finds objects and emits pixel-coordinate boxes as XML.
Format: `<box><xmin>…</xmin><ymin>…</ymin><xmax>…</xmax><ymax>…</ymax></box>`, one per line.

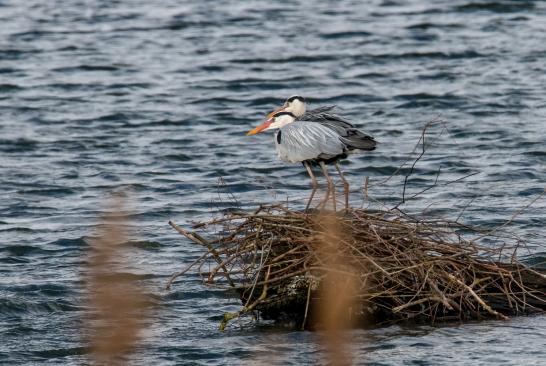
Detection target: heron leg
<box><xmin>319</xmin><ymin>161</ymin><xmax>336</xmax><ymax>212</ymax></box>
<box><xmin>335</xmin><ymin>162</ymin><xmax>350</xmax><ymax>211</ymax></box>
<box><xmin>303</xmin><ymin>162</ymin><xmax>318</xmax><ymax>211</ymax></box>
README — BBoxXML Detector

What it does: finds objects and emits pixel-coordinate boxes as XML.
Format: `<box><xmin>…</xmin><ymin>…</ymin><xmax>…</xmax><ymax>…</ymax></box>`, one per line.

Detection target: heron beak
<box><xmin>266</xmin><ymin>105</ymin><xmax>288</xmax><ymax>119</ymax></box>
<box><xmin>246</xmin><ymin>119</ymin><xmax>272</xmax><ymax>135</ymax></box>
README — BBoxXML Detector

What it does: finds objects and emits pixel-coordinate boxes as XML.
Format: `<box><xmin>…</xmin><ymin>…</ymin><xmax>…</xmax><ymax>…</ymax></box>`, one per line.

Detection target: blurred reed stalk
<box><xmin>85</xmin><ymin>194</ymin><xmax>147</xmax><ymax>365</ymax></box>
<box><xmin>314</xmin><ymin>211</ymin><xmax>362</xmax><ymax>366</ymax></box>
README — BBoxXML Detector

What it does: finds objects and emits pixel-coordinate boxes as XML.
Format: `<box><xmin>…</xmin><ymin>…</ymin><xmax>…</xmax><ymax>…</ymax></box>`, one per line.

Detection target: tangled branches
<box><xmin>167</xmin><ymin>204</ymin><xmax>546</xmax><ymax>330</ymax></box>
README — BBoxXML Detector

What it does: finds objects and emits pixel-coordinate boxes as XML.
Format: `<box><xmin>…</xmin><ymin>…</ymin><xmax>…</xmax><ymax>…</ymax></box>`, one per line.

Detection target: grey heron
<box><xmin>247</xmin><ymin>108</ymin><xmax>376</xmax><ymax>211</ymax></box>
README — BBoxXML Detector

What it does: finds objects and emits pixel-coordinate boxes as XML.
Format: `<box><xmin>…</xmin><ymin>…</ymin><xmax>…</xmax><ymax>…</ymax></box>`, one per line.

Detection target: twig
<box><xmin>447</xmin><ymin>273</ymin><xmax>509</xmax><ymax>320</ymax></box>
<box><xmin>169</xmin><ymin>220</ymin><xmax>235</xmax><ymax>287</ymax></box>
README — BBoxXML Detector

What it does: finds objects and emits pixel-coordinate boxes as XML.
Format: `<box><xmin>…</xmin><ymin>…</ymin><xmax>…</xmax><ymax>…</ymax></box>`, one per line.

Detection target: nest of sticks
<box><xmin>168</xmin><ymin>203</ymin><xmax>546</xmax><ymax>330</ymax></box>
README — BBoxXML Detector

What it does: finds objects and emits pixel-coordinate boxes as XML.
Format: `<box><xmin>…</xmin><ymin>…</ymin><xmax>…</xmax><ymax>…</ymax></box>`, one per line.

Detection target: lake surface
<box><xmin>1</xmin><ymin>0</ymin><xmax>545</xmax><ymax>364</ymax></box>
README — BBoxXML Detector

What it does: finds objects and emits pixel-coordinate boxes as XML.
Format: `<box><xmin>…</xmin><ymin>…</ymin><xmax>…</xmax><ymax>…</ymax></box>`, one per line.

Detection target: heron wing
<box><xmin>339</xmin><ymin>129</ymin><xmax>377</xmax><ymax>151</ymax></box>
<box><xmin>276</xmin><ymin>122</ymin><xmax>345</xmax><ymax>163</ymax></box>
<box><xmin>302</xmin><ymin>105</ymin><xmax>336</xmax><ymax>118</ymax></box>
<box><xmin>296</xmin><ymin>105</ymin><xmax>377</xmax><ymax>153</ymax></box>
<box><xmin>303</xmin><ymin>106</ymin><xmax>376</xmax><ymax>151</ymax></box>
<box><xmin>301</xmin><ymin>106</ymin><xmax>356</xmax><ymax>129</ymax></box>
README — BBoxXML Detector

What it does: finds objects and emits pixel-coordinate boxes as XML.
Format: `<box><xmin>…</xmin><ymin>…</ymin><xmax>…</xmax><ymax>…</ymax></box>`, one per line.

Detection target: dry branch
<box><xmin>168</xmin><ymin>205</ymin><xmax>546</xmax><ymax>330</ymax></box>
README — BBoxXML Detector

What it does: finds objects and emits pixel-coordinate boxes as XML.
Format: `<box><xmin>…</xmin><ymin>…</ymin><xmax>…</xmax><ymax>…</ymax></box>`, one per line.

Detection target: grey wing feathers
<box><xmin>276</xmin><ymin>122</ymin><xmax>345</xmax><ymax>163</ymax></box>
<box><xmin>301</xmin><ymin>105</ymin><xmax>337</xmax><ymax>119</ymax></box>
<box><xmin>303</xmin><ymin>106</ymin><xmax>376</xmax><ymax>152</ymax></box>
<box><xmin>301</xmin><ymin>106</ymin><xmax>355</xmax><ymax>129</ymax></box>
<box><xmin>339</xmin><ymin>129</ymin><xmax>377</xmax><ymax>151</ymax></box>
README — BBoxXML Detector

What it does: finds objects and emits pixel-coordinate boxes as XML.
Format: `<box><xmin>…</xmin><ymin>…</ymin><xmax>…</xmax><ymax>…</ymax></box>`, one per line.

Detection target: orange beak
<box><xmin>266</xmin><ymin>105</ymin><xmax>288</xmax><ymax>119</ymax></box>
<box><xmin>246</xmin><ymin>119</ymin><xmax>272</xmax><ymax>135</ymax></box>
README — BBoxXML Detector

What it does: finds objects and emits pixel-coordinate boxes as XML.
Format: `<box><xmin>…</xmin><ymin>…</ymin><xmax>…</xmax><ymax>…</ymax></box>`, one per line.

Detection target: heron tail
<box><xmin>341</xmin><ymin>130</ymin><xmax>377</xmax><ymax>151</ymax></box>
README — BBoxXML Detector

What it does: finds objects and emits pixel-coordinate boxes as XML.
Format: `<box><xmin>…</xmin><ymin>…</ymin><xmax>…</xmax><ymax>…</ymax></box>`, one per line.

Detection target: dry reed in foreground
<box><xmin>168</xmin><ymin>204</ymin><xmax>546</xmax><ymax>330</ymax></box>
<box><xmin>313</xmin><ymin>212</ymin><xmax>359</xmax><ymax>365</ymax></box>
<box><xmin>85</xmin><ymin>196</ymin><xmax>148</xmax><ymax>365</ymax></box>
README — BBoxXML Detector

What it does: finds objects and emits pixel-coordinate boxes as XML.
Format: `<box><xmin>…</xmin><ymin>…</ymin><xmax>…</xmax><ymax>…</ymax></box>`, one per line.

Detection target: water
<box><xmin>1</xmin><ymin>0</ymin><xmax>545</xmax><ymax>364</ymax></box>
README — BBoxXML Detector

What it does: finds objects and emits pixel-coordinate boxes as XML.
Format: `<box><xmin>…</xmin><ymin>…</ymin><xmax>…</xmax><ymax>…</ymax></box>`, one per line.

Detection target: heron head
<box><xmin>266</xmin><ymin>95</ymin><xmax>306</xmax><ymax>119</ymax></box>
<box><xmin>246</xmin><ymin>112</ymin><xmax>296</xmax><ymax>135</ymax></box>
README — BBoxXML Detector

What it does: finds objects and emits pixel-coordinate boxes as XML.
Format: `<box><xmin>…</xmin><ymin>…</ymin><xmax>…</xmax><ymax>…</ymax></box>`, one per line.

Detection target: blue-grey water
<box><xmin>1</xmin><ymin>0</ymin><xmax>545</xmax><ymax>364</ymax></box>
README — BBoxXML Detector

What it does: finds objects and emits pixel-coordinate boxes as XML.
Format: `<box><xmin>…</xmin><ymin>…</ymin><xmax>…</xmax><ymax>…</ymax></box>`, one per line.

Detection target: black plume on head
<box><xmin>286</xmin><ymin>95</ymin><xmax>306</xmax><ymax>103</ymax></box>
<box><xmin>272</xmin><ymin>111</ymin><xmax>296</xmax><ymax>118</ymax></box>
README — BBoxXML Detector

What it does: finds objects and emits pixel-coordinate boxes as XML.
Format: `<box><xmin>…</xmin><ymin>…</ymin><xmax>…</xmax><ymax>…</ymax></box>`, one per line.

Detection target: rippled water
<box><xmin>1</xmin><ymin>0</ymin><xmax>545</xmax><ymax>364</ymax></box>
